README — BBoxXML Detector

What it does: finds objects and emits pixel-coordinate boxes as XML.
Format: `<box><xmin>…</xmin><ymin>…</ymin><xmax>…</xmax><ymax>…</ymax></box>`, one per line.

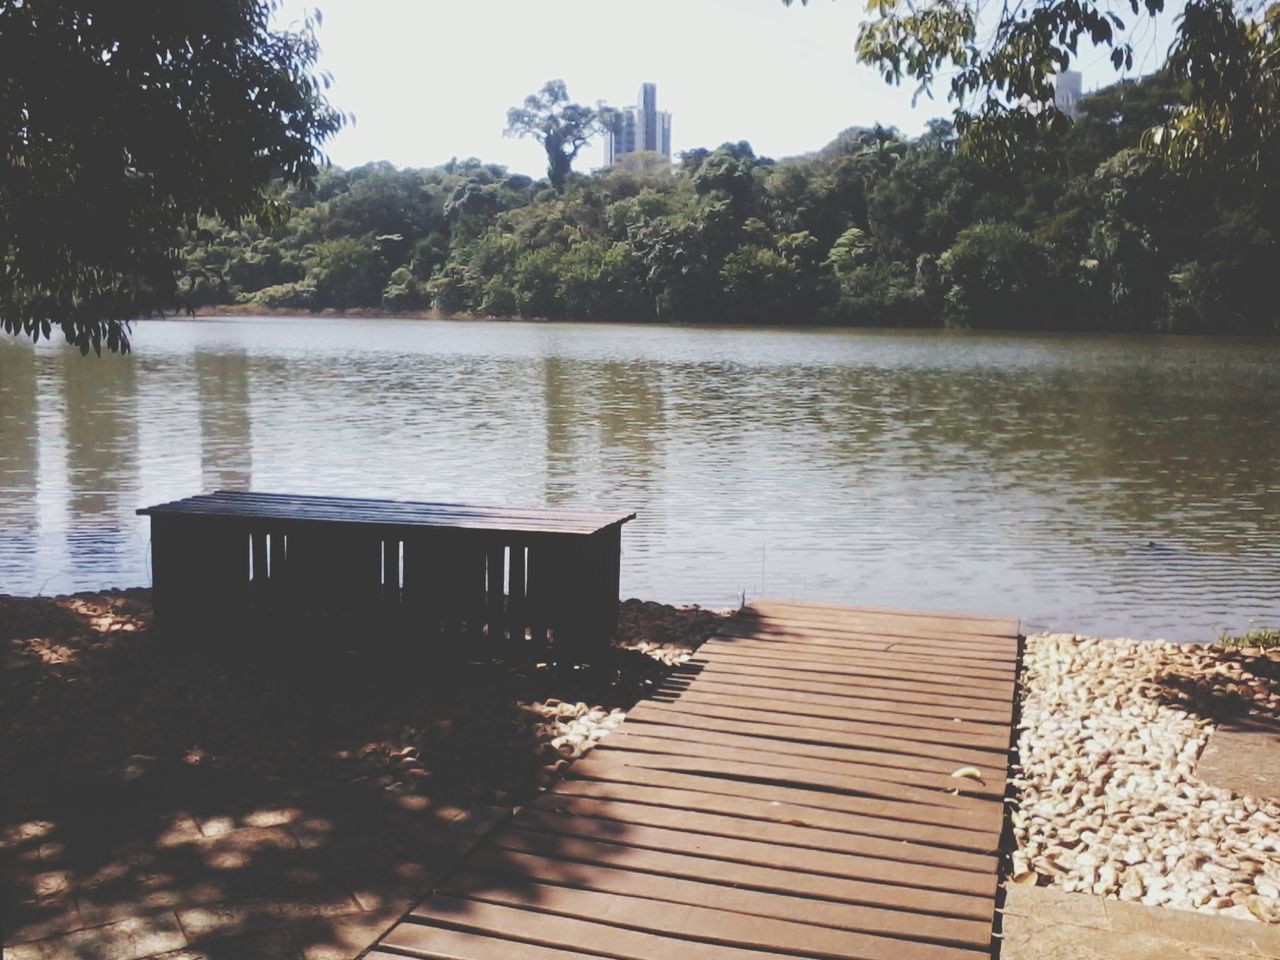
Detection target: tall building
<box><xmin>1052</xmin><ymin>71</ymin><xmax>1084</xmax><ymax>119</ymax></box>
<box><xmin>606</xmin><ymin>82</ymin><xmax>672</xmax><ymax>165</ymax></box>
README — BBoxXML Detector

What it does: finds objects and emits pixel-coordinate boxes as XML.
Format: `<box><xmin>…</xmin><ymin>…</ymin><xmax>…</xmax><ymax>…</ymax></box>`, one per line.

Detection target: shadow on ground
<box><xmin>1</xmin><ymin>590</ymin><xmax>719</xmax><ymax>958</ymax></box>
<box><xmin>1149</xmin><ymin>647</ymin><xmax>1280</xmax><ymax>732</ymax></box>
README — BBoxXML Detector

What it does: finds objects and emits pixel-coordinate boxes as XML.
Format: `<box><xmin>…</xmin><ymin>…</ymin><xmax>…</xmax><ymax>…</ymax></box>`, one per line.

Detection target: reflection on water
<box><xmin>0</xmin><ymin>317</ymin><xmax>1277</xmax><ymax>641</ymax></box>
<box><xmin>196</xmin><ymin>351</ymin><xmax>253</xmax><ymax>491</ymax></box>
<box><xmin>0</xmin><ymin>346</ymin><xmax>37</xmax><ymax>571</ymax></box>
<box><xmin>59</xmin><ymin>349</ymin><xmax>140</xmax><ymax>577</ymax></box>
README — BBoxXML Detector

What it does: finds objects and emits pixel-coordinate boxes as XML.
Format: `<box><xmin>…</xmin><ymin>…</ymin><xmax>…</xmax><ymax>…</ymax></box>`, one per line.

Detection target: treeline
<box><xmin>178</xmin><ymin>73</ymin><xmax>1277</xmax><ymax>334</ymax></box>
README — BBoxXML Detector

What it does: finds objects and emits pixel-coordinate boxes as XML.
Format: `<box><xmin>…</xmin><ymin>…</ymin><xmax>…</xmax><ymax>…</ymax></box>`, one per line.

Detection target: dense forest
<box><xmin>178</xmin><ymin>72</ymin><xmax>1277</xmax><ymax>334</ymax></box>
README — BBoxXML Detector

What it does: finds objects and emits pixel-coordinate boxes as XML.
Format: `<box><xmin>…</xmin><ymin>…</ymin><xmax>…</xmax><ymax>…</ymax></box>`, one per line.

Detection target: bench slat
<box><xmin>137</xmin><ymin>491</ymin><xmax>634</xmax><ymax>536</ymax></box>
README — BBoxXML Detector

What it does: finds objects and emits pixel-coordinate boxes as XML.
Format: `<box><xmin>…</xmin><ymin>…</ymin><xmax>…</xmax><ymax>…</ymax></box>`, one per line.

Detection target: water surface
<box><xmin>1</xmin><ymin>316</ymin><xmax>1277</xmax><ymax>640</ymax></box>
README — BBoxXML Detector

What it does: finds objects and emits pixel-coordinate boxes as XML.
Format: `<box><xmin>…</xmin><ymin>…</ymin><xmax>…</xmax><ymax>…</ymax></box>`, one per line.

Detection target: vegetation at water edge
<box><xmin>177</xmin><ymin>72</ymin><xmax>1276</xmax><ymax>334</ymax></box>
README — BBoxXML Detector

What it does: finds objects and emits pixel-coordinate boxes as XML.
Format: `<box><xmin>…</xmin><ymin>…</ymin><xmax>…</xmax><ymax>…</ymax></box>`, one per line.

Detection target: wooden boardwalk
<box><xmin>370</xmin><ymin>600</ymin><xmax>1021</xmax><ymax>960</ymax></box>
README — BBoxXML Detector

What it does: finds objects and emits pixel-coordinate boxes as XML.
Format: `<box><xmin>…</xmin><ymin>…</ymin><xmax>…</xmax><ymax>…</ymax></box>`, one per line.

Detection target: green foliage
<box><xmin>785</xmin><ymin>0</ymin><xmax>1277</xmax><ymax>188</ymax></box>
<box><xmin>940</xmin><ymin>223</ymin><xmax>1052</xmax><ymax>328</ymax></box>
<box><xmin>1</xmin><ymin>0</ymin><xmax>343</xmax><ymax>352</ymax></box>
<box><xmin>505</xmin><ymin>81</ymin><xmax>614</xmax><ymax>193</ymax></box>
<box><xmin>306</xmin><ymin>239</ymin><xmax>385</xmax><ymax>310</ymax></box>
<box><xmin>173</xmin><ymin>71</ymin><xmax>1276</xmax><ymax>335</ymax></box>
<box><xmin>1218</xmin><ymin>628</ymin><xmax>1280</xmax><ymax>650</ymax></box>
<box><xmin>1151</xmin><ymin>1</ymin><xmax>1280</xmax><ymax>189</ymax></box>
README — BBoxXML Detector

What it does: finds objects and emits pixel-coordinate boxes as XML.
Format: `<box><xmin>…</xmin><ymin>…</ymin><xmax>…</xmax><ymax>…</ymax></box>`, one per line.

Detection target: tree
<box><xmin>1</xmin><ymin>0</ymin><xmax>343</xmax><ymax>353</ymax></box>
<box><xmin>939</xmin><ymin>222</ymin><xmax>1052</xmax><ymax>328</ymax></box>
<box><xmin>505</xmin><ymin>80</ymin><xmax>613</xmax><ymax>193</ymax></box>
<box><xmin>784</xmin><ymin>0</ymin><xmax>1278</xmax><ymax>182</ymax></box>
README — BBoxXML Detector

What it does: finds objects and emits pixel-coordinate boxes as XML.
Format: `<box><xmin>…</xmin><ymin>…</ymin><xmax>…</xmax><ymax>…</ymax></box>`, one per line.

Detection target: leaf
<box><xmin>951</xmin><ymin>765</ymin><xmax>985</xmax><ymax>782</ymax></box>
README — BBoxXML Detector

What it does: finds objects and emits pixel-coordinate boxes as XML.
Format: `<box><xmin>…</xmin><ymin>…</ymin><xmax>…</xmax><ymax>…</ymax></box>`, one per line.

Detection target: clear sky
<box><xmin>275</xmin><ymin>0</ymin><xmax>1178</xmax><ymax>176</ymax></box>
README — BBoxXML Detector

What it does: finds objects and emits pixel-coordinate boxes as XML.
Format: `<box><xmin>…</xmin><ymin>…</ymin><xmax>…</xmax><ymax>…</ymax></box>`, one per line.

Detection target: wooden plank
<box><xmin>750</xmin><ymin>598</ymin><xmax>1019</xmax><ymax>630</ymax></box>
<box><xmin>743</xmin><ymin>600</ymin><xmax>1019</xmax><ymax>638</ymax></box>
<box><xmin>446</xmin><ymin>872</ymin><xmax>986</xmax><ymax>960</ymax></box>
<box><xmin>708</xmin><ymin>625</ymin><xmax>1020</xmax><ymax>662</ymax></box>
<box><xmin>672</xmin><ymin>660</ymin><xmax>1014</xmax><ymax>711</ymax></box>
<box><xmin>627</xmin><ymin>701</ymin><xmax>1008</xmax><ymax>757</ymax></box>
<box><xmin>525</xmin><ymin>542</ymin><xmax>549</xmax><ymax>645</ymax></box>
<box><xmin>659</xmin><ymin>672</ymin><xmax>1012</xmax><ymax>725</ymax></box>
<box><xmin>532</xmin><ymin>791</ymin><xmax>995</xmax><ymax>873</ymax></box>
<box><xmin>507</xmin><ymin>543</ymin><xmax>526</xmax><ymax>643</ymax></box>
<box><xmin>203</xmin><ymin>489</ymin><xmax>631</xmax><ymax>526</ymax></box>
<box><xmin>512</xmin><ymin>808</ymin><xmax>993</xmax><ymax>894</ymax></box>
<box><xmin>621</xmin><ymin>707</ymin><xmax>1005</xmax><ymax>768</ymax></box>
<box><xmin>739</xmin><ymin>615</ymin><xmax>1017</xmax><ymax>647</ymax></box>
<box><xmin>662</xmin><ymin>668</ymin><xmax>1012</xmax><ymax>721</ymax></box>
<box><xmin>701</xmin><ymin>635</ymin><xmax>1015</xmax><ymax>681</ymax></box>
<box><xmin>730</xmin><ymin>618</ymin><xmax>1020</xmax><ymax>653</ymax></box>
<box><xmin>580</xmin><ymin>750</ymin><xmax>1000</xmax><ymax>825</ymax></box>
<box><xmin>139</xmin><ymin>491</ymin><xmax>635</xmax><ymax>536</ymax></box>
<box><xmin>600</xmin><ymin>525</ymin><xmax>622</xmax><ymax>639</ymax></box>
<box><xmin>366</xmin><ymin>935</ymin><xmax>602</xmax><ymax>960</ymax></box>
<box><xmin>490</xmin><ymin>828</ymin><xmax>992</xmax><ymax>920</ymax></box>
<box><xmin>165</xmin><ymin>489</ymin><xmax>629</xmax><ymax>524</ymax></box>
<box><xmin>461</xmin><ymin>846</ymin><xmax>993</xmax><ymax>948</ymax></box>
<box><xmin>602</xmin><ymin>733</ymin><xmax>1006</xmax><ymax>802</ymax></box>
<box><xmin>642</xmin><ymin>688</ymin><xmax>1012</xmax><ymax>751</ymax></box>
<box><xmin>708</xmin><ymin>626</ymin><xmax>1019</xmax><ymax>664</ymax></box>
<box><xmin>687</xmin><ymin>648</ymin><xmax>1016</xmax><ymax>698</ymax></box>
<box><xmin>400</xmin><ymin>895</ymin><xmax>825</xmax><ymax>960</ymax></box>
<box><xmin>485</xmin><ymin>543</ymin><xmax>505</xmax><ymax>645</ymax></box>
<box><xmin>382</xmin><ymin>537</ymin><xmax>401</xmax><ymax>605</ymax></box>
<box><xmin>403</xmin><ymin>535</ymin><xmax>447</xmax><ymax>636</ymax></box>
<box><xmin>566</xmin><ymin>755</ymin><xmax>1001</xmax><ymax>842</ymax></box>
<box><xmin>608</xmin><ymin>722</ymin><xmax>1005</xmax><ymax>783</ymax></box>
<box><xmin>143</xmin><ymin>503</ymin><xmax>615</xmax><ymax>535</ymax></box>
<box><xmin>544</xmin><ymin>777</ymin><xmax>996</xmax><ymax>857</ymax></box>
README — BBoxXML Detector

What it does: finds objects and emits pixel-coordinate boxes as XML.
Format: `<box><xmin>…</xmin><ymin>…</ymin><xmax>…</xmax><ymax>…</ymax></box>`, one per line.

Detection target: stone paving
<box><xmin>1001</xmin><ymin>884</ymin><xmax>1280</xmax><ymax>959</ymax></box>
<box><xmin>2</xmin><ymin>763</ymin><xmax>506</xmax><ymax>959</ymax></box>
<box><xmin>1197</xmin><ymin>718</ymin><xmax>1280</xmax><ymax>800</ymax></box>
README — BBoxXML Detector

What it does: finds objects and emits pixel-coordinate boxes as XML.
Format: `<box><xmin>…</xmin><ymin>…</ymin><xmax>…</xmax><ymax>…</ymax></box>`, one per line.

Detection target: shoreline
<box><xmin>151</xmin><ymin>305</ymin><xmax>1280</xmax><ymax>340</ymax></box>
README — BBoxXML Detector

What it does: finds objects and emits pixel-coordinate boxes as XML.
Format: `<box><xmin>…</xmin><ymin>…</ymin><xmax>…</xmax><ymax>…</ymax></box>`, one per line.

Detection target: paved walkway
<box><xmin>1001</xmin><ymin>884</ymin><xmax>1280</xmax><ymax>960</ymax></box>
<box><xmin>370</xmin><ymin>600</ymin><xmax>1021</xmax><ymax>959</ymax></box>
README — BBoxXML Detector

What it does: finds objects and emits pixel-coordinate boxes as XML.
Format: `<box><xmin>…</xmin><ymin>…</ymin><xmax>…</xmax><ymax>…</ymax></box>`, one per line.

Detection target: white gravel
<box><xmin>1012</xmin><ymin>632</ymin><xmax>1280</xmax><ymax>923</ymax></box>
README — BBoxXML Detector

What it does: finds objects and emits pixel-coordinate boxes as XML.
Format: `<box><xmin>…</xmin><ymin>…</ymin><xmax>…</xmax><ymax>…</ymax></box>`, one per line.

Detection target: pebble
<box><xmin>1015</xmin><ymin>632</ymin><xmax>1280</xmax><ymax>923</ymax></box>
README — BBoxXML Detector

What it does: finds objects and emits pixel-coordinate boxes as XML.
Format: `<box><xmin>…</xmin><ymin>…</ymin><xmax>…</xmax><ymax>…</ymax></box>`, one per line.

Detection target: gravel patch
<box><xmin>1012</xmin><ymin>632</ymin><xmax>1280</xmax><ymax>922</ymax></box>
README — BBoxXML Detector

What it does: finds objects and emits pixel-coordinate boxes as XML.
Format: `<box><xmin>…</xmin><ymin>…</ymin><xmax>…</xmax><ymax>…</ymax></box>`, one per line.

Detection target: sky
<box><xmin>274</xmin><ymin>0</ymin><xmax>1179</xmax><ymax>176</ymax></box>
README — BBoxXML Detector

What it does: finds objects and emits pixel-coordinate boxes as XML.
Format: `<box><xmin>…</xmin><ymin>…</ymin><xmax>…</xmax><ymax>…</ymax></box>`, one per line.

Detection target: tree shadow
<box><xmin>1</xmin><ymin>590</ymin><xmax>720</xmax><ymax>957</ymax></box>
<box><xmin>1146</xmin><ymin>648</ymin><xmax>1280</xmax><ymax>734</ymax></box>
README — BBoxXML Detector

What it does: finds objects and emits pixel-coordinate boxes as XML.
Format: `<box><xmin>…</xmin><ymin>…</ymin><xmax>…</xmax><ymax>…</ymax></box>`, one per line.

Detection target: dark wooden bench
<box><xmin>136</xmin><ymin>491</ymin><xmax>635</xmax><ymax>654</ymax></box>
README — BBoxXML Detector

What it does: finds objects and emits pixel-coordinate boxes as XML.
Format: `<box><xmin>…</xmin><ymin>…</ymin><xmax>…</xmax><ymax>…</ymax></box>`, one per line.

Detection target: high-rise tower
<box><xmin>606</xmin><ymin>83</ymin><xmax>672</xmax><ymax>165</ymax></box>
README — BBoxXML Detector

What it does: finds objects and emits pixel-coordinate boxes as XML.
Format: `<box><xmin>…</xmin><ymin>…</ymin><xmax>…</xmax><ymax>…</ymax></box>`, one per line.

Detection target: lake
<box><xmin>1</xmin><ymin>316</ymin><xmax>1277</xmax><ymax>640</ymax></box>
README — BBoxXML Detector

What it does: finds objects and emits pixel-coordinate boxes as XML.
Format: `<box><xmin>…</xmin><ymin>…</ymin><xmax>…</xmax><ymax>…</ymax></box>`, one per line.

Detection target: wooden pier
<box><xmin>370</xmin><ymin>599</ymin><xmax>1021</xmax><ymax>959</ymax></box>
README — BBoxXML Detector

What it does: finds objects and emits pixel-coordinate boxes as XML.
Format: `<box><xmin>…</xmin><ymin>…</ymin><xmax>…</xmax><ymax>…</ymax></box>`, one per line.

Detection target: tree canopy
<box><xmin>174</xmin><ymin>72</ymin><xmax>1278</xmax><ymax>335</ymax></box>
<box><xmin>0</xmin><ymin>0</ymin><xmax>343</xmax><ymax>353</ymax></box>
<box><xmin>505</xmin><ymin>80</ymin><xmax>614</xmax><ymax>193</ymax></box>
<box><xmin>786</xmin><ymin>0</ymin><xmax>1278</xmax><ymax>182</ymax></box>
